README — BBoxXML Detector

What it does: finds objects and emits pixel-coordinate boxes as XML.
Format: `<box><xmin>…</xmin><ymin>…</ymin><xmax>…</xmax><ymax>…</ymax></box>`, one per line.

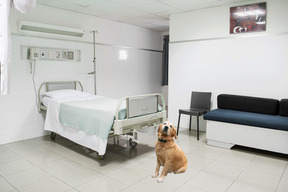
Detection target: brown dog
<box><xmin>152</xmin><ymin>121</ymin><xmax>187</xmax><ymax>183</ymax></box>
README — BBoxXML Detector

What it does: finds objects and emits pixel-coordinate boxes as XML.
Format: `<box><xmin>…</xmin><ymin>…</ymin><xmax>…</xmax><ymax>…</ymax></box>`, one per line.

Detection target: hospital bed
<box><xmin>38</xmin><ymin>81</ymin><xmax>166</xmax><ymax>159</ymax></box>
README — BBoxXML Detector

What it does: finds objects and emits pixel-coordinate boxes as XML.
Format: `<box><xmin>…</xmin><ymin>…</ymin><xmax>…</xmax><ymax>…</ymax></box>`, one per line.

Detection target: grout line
<box><xmin>275</xmin><ymin>161</ymin><xmax>288</xmax><ymax>192</ymax></box>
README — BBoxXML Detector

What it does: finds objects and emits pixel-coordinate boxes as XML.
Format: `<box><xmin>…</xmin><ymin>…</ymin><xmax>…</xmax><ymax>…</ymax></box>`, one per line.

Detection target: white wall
<box><xmin>0</xmin><ymin>4</ymin><xmax>163</xmax><ymax>144</ymax></box>
<box><xmin>162</xmin><ymin>85</ymin><xmax>168</xmax><ymax>107</ymax></box>
<box><xmin>169</xmin><ymin>0</ymin><xmax>288</xmax><ymax>130</ymax></box>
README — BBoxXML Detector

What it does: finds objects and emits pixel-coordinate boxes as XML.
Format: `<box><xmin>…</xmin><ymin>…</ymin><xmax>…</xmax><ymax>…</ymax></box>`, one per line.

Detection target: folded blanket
<box><xmin>59</xmin><ymin>97</ymin><xmax>126</xmax><ymax>139</ymax></box>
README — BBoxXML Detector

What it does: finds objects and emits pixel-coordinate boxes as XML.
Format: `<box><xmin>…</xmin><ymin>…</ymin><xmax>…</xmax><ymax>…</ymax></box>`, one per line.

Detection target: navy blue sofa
<box><xmin>203</xmin><ymin>94</ymin><xmax>288</xmax><ymax>154</ymax></box>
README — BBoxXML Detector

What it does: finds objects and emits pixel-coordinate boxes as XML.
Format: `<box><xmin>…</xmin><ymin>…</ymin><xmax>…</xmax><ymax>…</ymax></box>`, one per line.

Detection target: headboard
<box><xmin>38</xmin><ymin>81</ymin><xmax>83</xmax><ymax>112</ymax></box>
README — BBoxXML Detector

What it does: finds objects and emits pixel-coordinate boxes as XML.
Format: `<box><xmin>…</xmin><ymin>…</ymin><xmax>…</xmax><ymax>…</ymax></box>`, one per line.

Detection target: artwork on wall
<box><xmin>230</xmin><ymin>2</ymin><xmax>266</xmax><ymax>34</ymax></box>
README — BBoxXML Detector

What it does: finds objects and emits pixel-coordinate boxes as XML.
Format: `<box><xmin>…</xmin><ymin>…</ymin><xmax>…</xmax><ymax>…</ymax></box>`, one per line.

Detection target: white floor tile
<box><xmin>0</xmin><ymin>159</ymin><xmax>33</xmax><ymax>176</ymax></box>
<box><xmin>119</xmin><ymin>186</ymin><xmax>142</xmax><ymax>192</ymax></box>
<box><xmin>40</xmin><ymin>142</ymin><xmax>78</xmax><ymax>157</ymax></box>
<box><xmin>186</xmin><ymin>155</ymin><xmax>213</xmax><ymax>171</ymax></box>
<box><xmin>237</xmin><ymin>169</ymin><xmax>281</xmax><ymax>191</ymax></box>
<box><xmin>0</xmin><ymin>176</ymin><xmax>15</xmax><ymax>192</ymax></box>
<box><xmin>66</xmin><ymin>153</ymin><xmax>97</xmax><ymax>166</ymax></box>
<box><xmin>276</xmin><ymin>175</ymin><xmax>288</xmax><ymax>192</ymax></box>
<box><xmin>174</xmin><ymin>185</ymin><xmax>210</xmax><ymax>192</ymax></box>
<box><xmin>84</xmin><ymin>159</ymin><xmax>126</xmax><ymax>175</ymax></box>
<box><xmin>25</xmin><ymin>135</ymin><xmax>54</xmax><ymax>146</ymax></box>
<box><xmin>106</xmin><ymin>163</ymin><xmax>150</xmax><ymax>185</ymax></box>
<box><xmin>64</xmin><ymin>188</ymin><xmax>79</xmax><ymax>192</ymax></box>
<box><xmin>39</xmin><ymin>158</ymin><xmax>81</xmax><ymax>175</ymax></box>
<box><xmin>216</xmin><ymin>150</ymin><xmax>255</xmax><ymax>167</ymax></box>
<box><xmin>203</xmin><ymin>160</ymin><xmax>244</xmax><ymax>179</ymax></box>
<box><xmin>18</xmin><ymin>177</ymin><xmax>70</xmax><ymax>192</ymax></box>
<box><xmin>21</xmin><ymin>149</ymin><xmax>62</xmax><ymax>166</ymax></box>
<box><xmin>247</xmin><ymin>155</ymin><xmax>287</xmax><ymax>176</ymax></box>
<box><xmin>3</xmin><ymin>141</ymin><xmax>42</xmax><ymax>157</ymax></box>
<box><xmin>186</xmin><ymin>172</ymin><xmax>234</xmax><ymax>192</ymax></box>
<box><xmin>27</xmin><ymin>135</ymin><xmax>75</xmax><ymax>148</ymax></box>
<box><xmin>130</xmin><ymin>175</ymin><xmax>183</xmax><ymax>192</ymax></box>
<box><xmin>282</xmin><ymin>166</ymin><xmax>288</xmax><ymax>178</ymax></box>
<box><xmin>76</xmin><ymin>175</ymin><xmax>128</xmax><ymax>192</ymax></box>
<box><xmin>128</xmin><ymin>153</ymin><xmax>157</xmax><ymax>171</ymax></box>
<box><xmin>189</xmin><ymin>145</ymin><xmax>227</xmax><ymax>160</ymax></box>
<box><xmin>54</xmin><ymin>166</ymin><xmax>102</xmax><ymax>187</ymax></box>
<box><xmin>176</xmin><ymin>140</ymin><xmax>199</xmax><ymax>154</ymax></box>
<box><xmin>227</xmin><ymin>181</ymin><xmax>272</xmax><ymax>192</ymax></box>
<box><xmin>4</xmin><ymin>167</ymin><xmax>50</xmax><ymax>189</ymax></box>
<box><xmin>0</xmin><ymin>147</ymin><xmax>20</xmax><ymax>164</ymax></box>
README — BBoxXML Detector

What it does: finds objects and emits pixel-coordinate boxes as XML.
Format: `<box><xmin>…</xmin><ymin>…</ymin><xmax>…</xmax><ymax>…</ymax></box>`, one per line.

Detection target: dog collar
<box><xmin>158</xmin><ymin>138</ymin><xmax>167</xmax><ymax>143</ymax></box>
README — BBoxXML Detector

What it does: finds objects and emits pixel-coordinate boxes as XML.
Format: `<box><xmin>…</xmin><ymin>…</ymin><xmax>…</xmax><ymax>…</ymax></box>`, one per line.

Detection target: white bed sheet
<box><xmin>43</xmin><ymin>95</ymin><xmax>110</xmax><ymax>155</ymax></box>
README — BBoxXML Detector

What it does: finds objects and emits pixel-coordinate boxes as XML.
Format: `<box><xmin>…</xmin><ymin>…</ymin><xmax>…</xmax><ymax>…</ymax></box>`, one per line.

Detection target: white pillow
<box><xmin>44</xmin><ymin>89</ymin><xmax>92</xmax><ymax>99</ymax></box>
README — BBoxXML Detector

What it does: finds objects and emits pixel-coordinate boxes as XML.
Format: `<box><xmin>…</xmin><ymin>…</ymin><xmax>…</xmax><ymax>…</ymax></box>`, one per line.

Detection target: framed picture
<box><xmin>230</xmin><ymin>2</ymin><xmax>266</xmax><ymax>34</ymax></box>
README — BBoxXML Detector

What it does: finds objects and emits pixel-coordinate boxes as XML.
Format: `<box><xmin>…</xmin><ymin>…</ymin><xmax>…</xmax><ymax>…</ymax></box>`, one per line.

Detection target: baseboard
<box><xmin>207</xmin><ymin>139</ymin><xmax>234</xmax><ymax>149</ymax></box>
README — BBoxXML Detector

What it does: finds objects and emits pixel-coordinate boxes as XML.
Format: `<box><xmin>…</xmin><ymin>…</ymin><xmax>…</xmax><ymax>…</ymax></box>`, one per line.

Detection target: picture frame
<box><xmin>230</xmin><ymin>2</ymin><xmax>266</xmax><ymax>34</ymax></box>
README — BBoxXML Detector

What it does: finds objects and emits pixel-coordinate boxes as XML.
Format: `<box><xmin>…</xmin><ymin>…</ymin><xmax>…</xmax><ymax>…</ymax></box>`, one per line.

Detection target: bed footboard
<box><xmin>113</xmin><ymin>93</ymin><xmax>166</xmax><ymax>135</ymax></box>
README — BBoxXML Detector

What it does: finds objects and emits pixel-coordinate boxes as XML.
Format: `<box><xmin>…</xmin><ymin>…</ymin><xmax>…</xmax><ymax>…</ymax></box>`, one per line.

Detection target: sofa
<box><xmin>203</xmin><ymin>94</ymin><xmax>288</xmax><ymax>154</ymax></box>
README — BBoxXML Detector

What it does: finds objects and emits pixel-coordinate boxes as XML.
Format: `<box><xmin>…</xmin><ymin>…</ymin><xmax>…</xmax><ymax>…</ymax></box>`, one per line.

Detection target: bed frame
<box><xmin>38</xmin><ymin>81</ymin><xmax>166</xmax><ymax>158</ymax></box>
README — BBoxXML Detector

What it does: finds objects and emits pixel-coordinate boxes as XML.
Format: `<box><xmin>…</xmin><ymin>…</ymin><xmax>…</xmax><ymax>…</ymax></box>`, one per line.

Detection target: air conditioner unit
<box><xmin>18</xmin><ymin>21</ymin><xmax>84</xmax><ymax>37</ymax></box>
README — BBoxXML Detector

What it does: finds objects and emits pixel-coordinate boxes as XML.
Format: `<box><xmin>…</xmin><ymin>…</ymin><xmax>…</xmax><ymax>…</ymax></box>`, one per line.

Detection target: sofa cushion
<box><xmin>204</xmin><ymin>109</ymin><xmax>288</xmax><ymax>131</ymax></box>
<box><xmin>279</xmin><ymin>99</ymin><xmax>288</xmax><ymax>117</ymax></box>
<box><xmin>217</xmin><ymin>94</ymin><xmax>279</xmax><ymax>115</ymax></box>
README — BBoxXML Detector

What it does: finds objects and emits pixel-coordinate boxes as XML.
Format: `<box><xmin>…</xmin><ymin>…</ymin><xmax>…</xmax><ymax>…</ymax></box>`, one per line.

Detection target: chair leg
<box><xmin>197</xmin><ymin>116</ymin><xmax>199</xmax><ymax>141</ymax></box>
<box><xmin>177</xmin><ymin>113</ymin><xmax>181</xmax><ymax>135</ymax></box>
<box><xmin>189</xmin><ymin>115</ymin><xmax>192</xmax><ymax>131</ymax></box>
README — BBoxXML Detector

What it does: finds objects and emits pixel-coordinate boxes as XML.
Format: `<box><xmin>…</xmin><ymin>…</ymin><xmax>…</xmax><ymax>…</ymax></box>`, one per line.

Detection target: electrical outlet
<box><xmin>41</xmin><ymin>51</ymin><xmax>45</xmax><ymax>57</ymax></box>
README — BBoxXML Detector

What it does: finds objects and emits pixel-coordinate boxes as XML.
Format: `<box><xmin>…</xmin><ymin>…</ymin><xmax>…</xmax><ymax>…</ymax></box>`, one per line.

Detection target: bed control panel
<box><xmin>29</xmin><ymin>47</ymin><xmax>80</xmax><ymax>61</ymax></box>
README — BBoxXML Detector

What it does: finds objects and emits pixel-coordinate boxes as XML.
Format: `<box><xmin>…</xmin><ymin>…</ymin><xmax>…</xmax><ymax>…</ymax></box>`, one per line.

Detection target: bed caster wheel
<box><xmin>97</xmin><ymin>154</ymin><xmax>104</xmax><ymax>160</ymax></box>
<box><xmin>50</xmin><ymin>132</ymin><xmax>56</xmax><ymax>140</ymax></box>
<box><xmin>129</xmin><ymin>138</ymin><xmax>138</xmax><ymax>148</ymax></box>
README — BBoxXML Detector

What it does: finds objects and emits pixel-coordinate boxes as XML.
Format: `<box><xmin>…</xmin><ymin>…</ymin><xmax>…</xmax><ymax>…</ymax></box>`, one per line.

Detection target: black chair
<box><xmin>177</xmin><ymin>91</ymin><xmax>212</xmax><ymax>140</ymax></box>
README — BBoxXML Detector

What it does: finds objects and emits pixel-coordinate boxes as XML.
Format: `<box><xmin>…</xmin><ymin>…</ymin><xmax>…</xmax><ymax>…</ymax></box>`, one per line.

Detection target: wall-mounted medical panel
<box><xmin>29</xmin><ymin>47</ymin><xmax>81</xmax><ymax>62</ymax></box>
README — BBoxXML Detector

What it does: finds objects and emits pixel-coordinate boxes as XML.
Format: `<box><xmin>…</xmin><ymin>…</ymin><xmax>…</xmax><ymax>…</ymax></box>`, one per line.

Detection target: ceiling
<box><xmin>37</xmin><ymin>0</ymin><xmax>254</xmax><ymax>32</ymax></box>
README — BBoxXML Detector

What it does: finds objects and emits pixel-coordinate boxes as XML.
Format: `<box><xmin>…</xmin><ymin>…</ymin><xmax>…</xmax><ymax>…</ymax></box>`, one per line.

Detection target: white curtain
<box><xmin>0</xmin><ymin>0</ymin><xmax>36</xmax><ymax>95</ymax></box>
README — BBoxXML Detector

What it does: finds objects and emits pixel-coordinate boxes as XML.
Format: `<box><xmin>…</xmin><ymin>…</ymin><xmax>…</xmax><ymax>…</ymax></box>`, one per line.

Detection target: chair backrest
<box><xmin>190</xmin><ymin>91</ymin><xmax>212</xmax><ymax>111</ymax></box>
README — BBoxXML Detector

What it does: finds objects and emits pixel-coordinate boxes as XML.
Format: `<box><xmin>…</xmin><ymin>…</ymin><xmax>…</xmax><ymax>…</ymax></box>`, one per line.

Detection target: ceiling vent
<box><xmin>18</xmin><ymin>21</ymin><xmax>84</xmax><ymax>37</ymax></box>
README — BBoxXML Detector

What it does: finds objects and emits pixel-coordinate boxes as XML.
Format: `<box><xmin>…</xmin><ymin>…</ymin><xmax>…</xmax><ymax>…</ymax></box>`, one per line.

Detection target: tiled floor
<box><xmin>0</xmin><ymin>128</ymin><xmax>287</xmax><ymax>192</ymax></box>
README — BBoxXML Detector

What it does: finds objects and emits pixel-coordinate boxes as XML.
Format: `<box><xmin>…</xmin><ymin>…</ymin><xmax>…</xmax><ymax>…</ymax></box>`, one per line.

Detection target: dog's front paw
<box><xmin>152</xmin><ymin>172</ymin><xmax>158</xmax><ymax>178</ymax></box>
<box><xmin>157</xmin><ymin>177</ymin><xmax>164</xmax><ymax>183</ymax></box>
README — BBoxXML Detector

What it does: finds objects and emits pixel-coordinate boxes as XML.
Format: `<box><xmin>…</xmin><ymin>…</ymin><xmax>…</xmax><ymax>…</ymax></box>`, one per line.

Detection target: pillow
<box><xmin>279</xmin><ymin>99</ymin><xmax>288</xmax><ymax>116</ymax></box>
<box><xmin>44</xmin><ymin>89</ymin><xmax>92</xmax><ymax>99</ymax></box>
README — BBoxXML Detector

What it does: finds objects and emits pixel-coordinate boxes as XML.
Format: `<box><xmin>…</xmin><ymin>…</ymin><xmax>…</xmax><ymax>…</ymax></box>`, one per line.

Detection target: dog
<box><xmin>152</xmin><ymin>121</ymin><xmax>187</xmax><ymax>183</ymax></box>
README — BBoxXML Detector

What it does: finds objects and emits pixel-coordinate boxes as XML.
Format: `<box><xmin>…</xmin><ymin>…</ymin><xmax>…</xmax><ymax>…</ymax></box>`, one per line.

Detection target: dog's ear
<box><xmin>172</xmin><ymin>125</ymin><xmax>177</xmax><ymax>139</ymax></box>
<box><xmin>157</xmin><ymin>123</ymin><xmax>163</xmax><ymax>134</ymax></box>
